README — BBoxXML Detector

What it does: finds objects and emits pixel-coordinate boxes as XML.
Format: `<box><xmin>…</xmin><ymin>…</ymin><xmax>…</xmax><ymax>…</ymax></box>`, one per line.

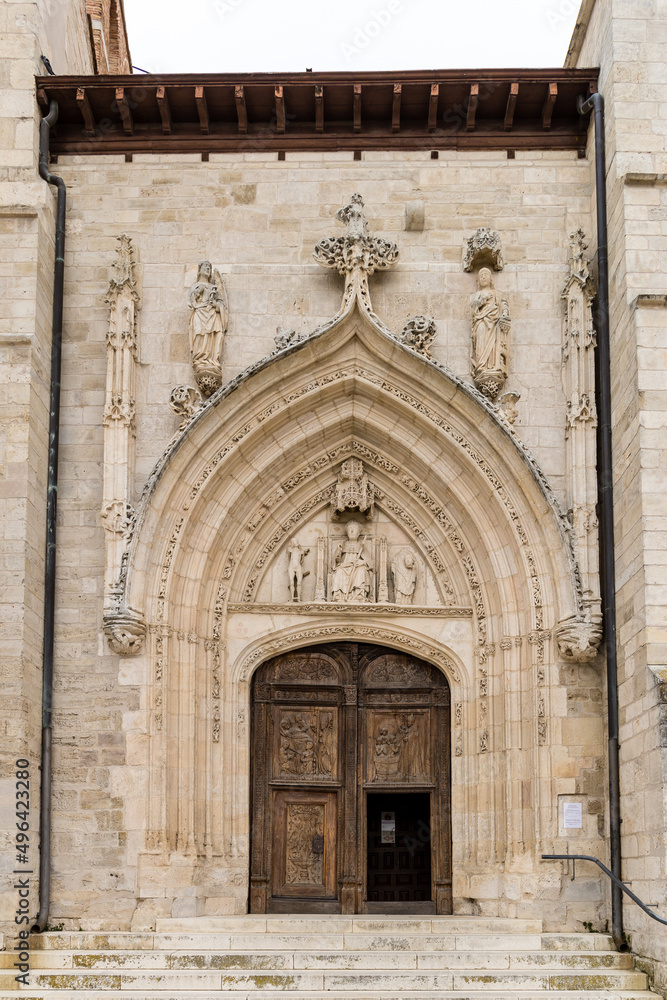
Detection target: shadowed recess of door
<box><xmin>366</xmin><ymin>792</ymin><xmax>432</xmax><ymax>907</ymax></box>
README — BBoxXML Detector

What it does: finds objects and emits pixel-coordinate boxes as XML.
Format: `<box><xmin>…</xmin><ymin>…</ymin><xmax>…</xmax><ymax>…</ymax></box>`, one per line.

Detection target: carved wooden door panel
<box><xmin>250</xmin><ymin>645</ymin><xmax>451</xmax><ymax>915</ymax></box>
<box><xmin>271</xmin><ymin>790</ymin><xmax>337</xmax><ymax>900</ymax></box>
<box><xmin>359</xmin><ymin>651</ymin><xmax>451</xmax><ymax>914</ymax></box>
<box><xmin>250</xmin><ymin>650</ymin><xmax>346</xmax><ymax>914</ymax></box>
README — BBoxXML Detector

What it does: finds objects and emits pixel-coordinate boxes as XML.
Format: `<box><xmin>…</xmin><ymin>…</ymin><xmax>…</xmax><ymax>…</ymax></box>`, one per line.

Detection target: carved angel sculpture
<box><xmin>470</xmin><ymin>267</ymin><xmax>511</xmax><ymax>400</ymax></box>
<box><xmin>188</xmin><ymin>260</ymin><xmax>228</xmax><ymax>397</ymax></box>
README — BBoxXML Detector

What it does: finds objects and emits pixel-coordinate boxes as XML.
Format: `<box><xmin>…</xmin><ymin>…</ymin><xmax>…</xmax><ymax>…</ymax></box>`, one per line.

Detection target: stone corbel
<box><xmin>556</xmin><ymin>610</ymin><xmax>602</xmax><ymax>662</ymax></box>
<box><xmin>103</xmin><ymin>606</ymin><xmax>146</xmax><ymax>655</ymax></box>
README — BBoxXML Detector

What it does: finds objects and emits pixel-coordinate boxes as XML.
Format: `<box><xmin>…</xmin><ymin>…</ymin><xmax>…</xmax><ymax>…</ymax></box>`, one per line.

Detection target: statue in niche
<box><xmin>391</xmin><ymin>550</ymin><xmax>417</xmax><ymax>605</ymax></box>
<box><xmin>470</xmin><ymin>266</ymin><xmax>511</xmax><ymax>400</ymax></box>
<box><xmin>330</xmin><ymin>520</ymin><xmax>373</xmax><ymax>603</ymax></box>
<box><xmin>188</xmin><ymin>260</ymin><xmax>228</xmax><ymax>397</ymax></box>
<box><xmin>287</xmin><ymin>540</ymin><xmax>310</xmax><ymax>603</ymax></box>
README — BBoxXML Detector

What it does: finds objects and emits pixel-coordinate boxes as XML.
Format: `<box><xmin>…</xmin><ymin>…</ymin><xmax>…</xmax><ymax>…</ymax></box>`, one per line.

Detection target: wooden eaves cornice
<box><xmin>36</xmin><ymin>68</ymin><xmax>598</xmax><ymax>156</ymax></box>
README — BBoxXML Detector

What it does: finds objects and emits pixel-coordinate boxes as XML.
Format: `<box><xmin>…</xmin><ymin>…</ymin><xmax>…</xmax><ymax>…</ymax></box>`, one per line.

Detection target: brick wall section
<box><xmin>85</xmin><ymin>0</ymin><xmax>132</xmax><ymax>73</ymax></box>
<box><xmin>572</xmin><ymin>0</ymin><xmax>667</xmax><ymax>992</ymax></box>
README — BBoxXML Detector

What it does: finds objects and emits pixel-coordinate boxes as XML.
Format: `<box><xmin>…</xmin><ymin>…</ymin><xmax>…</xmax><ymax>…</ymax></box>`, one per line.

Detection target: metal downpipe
<box><xmin>578</xmin><ymin>91</ymin><xmax>624</xmax><ymax>951</ymax></box>
<box><xmin>34</xmin><ymin>98</ymin><xmax>66</xmax><ymax>934</ymax></box>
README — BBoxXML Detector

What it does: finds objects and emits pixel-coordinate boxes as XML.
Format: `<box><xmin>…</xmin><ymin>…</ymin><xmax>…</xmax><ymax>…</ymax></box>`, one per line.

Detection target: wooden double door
<box><xmin>249</xmin><ymin>643</ymin><xmax>451</xmax><ymax>914</ymax></box>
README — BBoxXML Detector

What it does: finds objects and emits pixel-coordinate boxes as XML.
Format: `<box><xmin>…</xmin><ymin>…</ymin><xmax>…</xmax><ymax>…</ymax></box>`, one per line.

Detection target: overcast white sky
<box><xmin>124</xmin><ymin>0</ymin><xmax>583</xmax><ymax>75</ymax></box>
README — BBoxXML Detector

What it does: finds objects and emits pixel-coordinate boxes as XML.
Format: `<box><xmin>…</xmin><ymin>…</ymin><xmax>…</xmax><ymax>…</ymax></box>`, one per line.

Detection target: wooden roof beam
<box><xmin>392</xmin><ymin>82</ymin><xmax>402</xmax><ymax>133</ymax></box>
<box><xmin>504</xmin><ymin>82</ymin><xmax>519</xmax><ymax>131</ymax></box>
<box><xmin>428</xmin><ymin>83</ymin><xmax>439</xmax><ymax>132</ymax></box>
<box><xmin>76</xmin><ymin>87</ymin><xmax>95</xmax><ymax>135</ymax></box>
<box><xmin>466</xmin><ymin>83</ymin><xmax>479</xmax><ymax>131</ymax></box>
<box><xmin>275</xmin><ymin>85</ymin><xmax>285</xmax><ymax>133</ymax></box>
<box><xmin>195</xmin><ymin>86</ymin><xmax>209</xmax><ymax>134</ymax></box>
<box><xmin>315</xmin><ymin>84</ymin><xmax>324</xmax><ymax>133</ymax></box>
<box><xmin>115</xmin><ymin>87</ymin><xmax>133</xmax><ymax>135</ymax></box>
<box><xmin>156</xmin><ymin>86</ymin><xmax>171</xmax><ymax>134</ymax></box>
<box><xmin>543</xmin><ymin>82</ymin><xmax>558</xmax><ymax>129</ymax></box>
<box><xmin>354</xmin><ymin>83</ymin><xmax>362</xmax><ymax>133</ymax></box>
<box><xmin>235</xmin><ymin>85</ymin><xmax>247</xmax><ymax>134</ymax></box>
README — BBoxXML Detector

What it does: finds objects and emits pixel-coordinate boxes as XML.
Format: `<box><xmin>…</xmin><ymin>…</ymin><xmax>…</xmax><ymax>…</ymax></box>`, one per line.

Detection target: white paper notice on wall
<box><xmin>563</xmin><ymin>801</ymin><xmax>583</xmax><ymax>829</ymax></box>
<box><xmin>381</xmin><ymin>811</ymin><xmax>396</xmax><ymax>844</ymax></box>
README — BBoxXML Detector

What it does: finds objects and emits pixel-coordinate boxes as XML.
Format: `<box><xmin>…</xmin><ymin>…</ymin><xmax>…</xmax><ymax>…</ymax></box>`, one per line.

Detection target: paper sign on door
<box><xmin>381</xmin><ymin>811</ymin><xmax>396</xmax><ymax>844</ymax></box>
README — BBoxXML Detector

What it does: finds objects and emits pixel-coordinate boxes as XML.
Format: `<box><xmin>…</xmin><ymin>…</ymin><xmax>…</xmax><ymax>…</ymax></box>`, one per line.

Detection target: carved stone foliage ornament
<box><xmin>463</xmin><ymin>227</ymin><xmax>505</xmax><ymax>272</ymax></box>
<box><xmin>470</xmin><ymin>267</ymin><xmax>511</xmax><ymax>400</ymax></box>
<box><xmin>169</xmin><ymin>385</ymin><xmax>203</xmax><ymax>430</ymax></box>
<box><xmin>313</xmin><ymin>193</ymin><xmax>400</xmax><ymax>277</ymax></box>
<box><xmin>188</xmin><ymin>260</ymin><xmax>228</xmax><ymax>397</ymax></box>
<box><xmin>497</xmin><ymin>390</ymin><xmax>520</xmax><ymax>425</ymax></box>
<box><xmin>274</xmin><ymin>327</ymin><xmax>303</xmax><ymax>352</ymax></box>
<box><xmin>400</xmin><ymin>315</ymin><xmax>437</xmax><ymax>358</ymax></box>
<box><xmin>100</xmin><ymin>499</ymin><xmax>135</xmax><ymax>539</ymax></box>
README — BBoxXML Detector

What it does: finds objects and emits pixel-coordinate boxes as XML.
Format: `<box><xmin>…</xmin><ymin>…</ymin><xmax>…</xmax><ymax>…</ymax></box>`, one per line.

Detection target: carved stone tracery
<box><xmin>558</xmin><ymin>229</ymin><xmax>602</xmax><ymax>661</ymax></box>
<box><xmin>101</xmin><ymin>234</ymin><xmax>146</xmax><ymax>653</ymax></box>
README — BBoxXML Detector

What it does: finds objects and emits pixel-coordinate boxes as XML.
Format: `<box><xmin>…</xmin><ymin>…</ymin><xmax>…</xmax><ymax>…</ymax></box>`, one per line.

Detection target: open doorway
<box><xmin>366</xmin><ymin>792</ymin><xmax>432</xmax><ymax>912</ymax></box>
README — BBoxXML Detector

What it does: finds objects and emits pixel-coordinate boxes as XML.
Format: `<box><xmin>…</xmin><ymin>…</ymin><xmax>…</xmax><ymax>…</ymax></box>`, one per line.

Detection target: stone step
<box><xmin>24</xmin><ymin>930</ymin><xmax>615</xmax><ymax>952</ymax></box>
<box><xmin>0</xmin><ymin>949</ymin><xmax>635</xmax><ymax>971</ymax></box>
<box><xmin>0</xmin><ymin>994</ymin><xmax>661</xmax><ymax>1000</ymax></box>
<box><xmin>0</xmin><ymin>993</ymin><xmax>662</xmax><ymax>1000</ymax></box>
<box><xmin>0</xmin><ymin>967</ymin><xmax>650</xmax><ymax>991</ymax></box>
<box><xmin>154</xmin><ymin>916</ymin><xmax>545</xmax><ymax>934</ymax></box>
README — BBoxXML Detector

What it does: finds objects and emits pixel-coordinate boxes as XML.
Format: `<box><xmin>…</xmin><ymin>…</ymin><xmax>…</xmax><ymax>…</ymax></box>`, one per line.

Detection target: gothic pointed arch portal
<box><xmin>250</xmin><ymin>644</ymin><xmax>451</xmax><ymax>915</ymax></box>
<box><xmin>105</xmin><ymin>196</ymin><xmax>601</xmax><ymax>916</ymax></box>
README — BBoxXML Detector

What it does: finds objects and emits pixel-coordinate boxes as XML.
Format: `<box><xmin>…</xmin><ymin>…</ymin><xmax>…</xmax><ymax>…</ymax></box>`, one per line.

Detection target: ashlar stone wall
<box><xmin>19</xmin><ymin>147</ymin><xmax>612</xmax><ymax>931</ymax></box>
<box><xmin>570</xmin><ymin>0</ymin><xmax>667</xmax><ymax>992</ymax></box>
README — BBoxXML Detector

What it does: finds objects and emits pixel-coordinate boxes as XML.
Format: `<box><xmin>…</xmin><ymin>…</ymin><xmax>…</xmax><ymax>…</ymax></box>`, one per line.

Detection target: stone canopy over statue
<box><xmin>188</xmin><ymin>260</ymin><xmax>228</xmax><ymax>397</ymax></box>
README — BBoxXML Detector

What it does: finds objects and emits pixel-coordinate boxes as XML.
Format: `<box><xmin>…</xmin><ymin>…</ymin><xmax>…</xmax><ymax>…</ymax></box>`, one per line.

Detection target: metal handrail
<box><xmin>542</xmin><ymin>854</ymin><xmax>667</xmax><ymax>926</ymax></box>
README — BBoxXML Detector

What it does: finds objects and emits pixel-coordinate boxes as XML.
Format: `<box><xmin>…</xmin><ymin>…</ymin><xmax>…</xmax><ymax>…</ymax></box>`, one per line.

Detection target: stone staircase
<box><xmin>0</xmin><ymin>915</ymin><xmax>660</xmax><ymax>998</ymax></box>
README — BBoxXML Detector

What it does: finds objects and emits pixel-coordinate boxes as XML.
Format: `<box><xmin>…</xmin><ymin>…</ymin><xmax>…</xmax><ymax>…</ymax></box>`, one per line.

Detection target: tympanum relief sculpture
<box><xmin>330</xmin><ymin>520</ymin><xmax>373</xmax><ymax>603</ymax></box>
<box><xmin>391</xmin><ymin>550</ymin><xmax>418</xmax><ymax>605</ymax></box>
<box><xmin>287</xmin><ymin>540</ymin><xmax>310</xmax><ymax>602</ymax></box>
<box><xmin>188</xmin><ymin>259</ymin><xmax>228</xmax><ymax>396</ymax></box>
<box><xmin>265</xmin><ymin>461</ymin><xmax>442</xmax><ymax>606</ymax></box>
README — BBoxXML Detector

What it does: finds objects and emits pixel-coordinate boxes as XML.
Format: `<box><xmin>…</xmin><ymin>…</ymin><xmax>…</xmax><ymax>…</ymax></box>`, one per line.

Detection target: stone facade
<box><xmin>0</xmin><ymin>1</ymin><xmax>665</xmax><ymax>994</ymax></box>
